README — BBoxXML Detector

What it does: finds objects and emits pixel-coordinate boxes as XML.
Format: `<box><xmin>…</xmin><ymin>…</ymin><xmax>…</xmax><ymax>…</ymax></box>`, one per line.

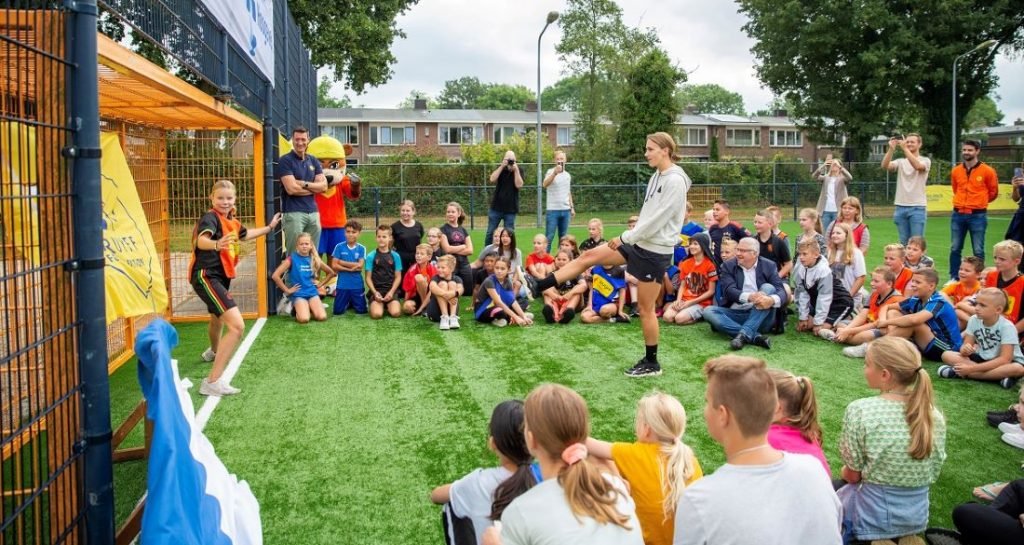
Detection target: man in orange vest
<box><xmin>950</xmin><ymin>139</ymin><xmax>999</xmax><ymax>280</ymax></box>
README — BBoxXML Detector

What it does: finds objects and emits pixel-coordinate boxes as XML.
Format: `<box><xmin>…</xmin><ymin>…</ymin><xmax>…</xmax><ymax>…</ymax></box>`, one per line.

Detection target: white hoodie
<box><xmin>620</xmin><ymin>164</ymin><xmax>691</xmax><ymax>254</ymax></box>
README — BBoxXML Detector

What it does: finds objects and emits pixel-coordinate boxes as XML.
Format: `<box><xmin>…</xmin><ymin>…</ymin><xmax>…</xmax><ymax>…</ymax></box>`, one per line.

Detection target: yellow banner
<box><xmin>101</xmin><ymin>132</ymin><xmax>168</xmax><ymax>322</ymax></box>
<box><xmin>926</xmin><ymin>184</ymin><xmax>1017</xmax><ymax>213</ymax></box>
<box><xmin>0</xmin><ymin>121</ymin><xmax>40</xmax><ymax>263</ymax></box>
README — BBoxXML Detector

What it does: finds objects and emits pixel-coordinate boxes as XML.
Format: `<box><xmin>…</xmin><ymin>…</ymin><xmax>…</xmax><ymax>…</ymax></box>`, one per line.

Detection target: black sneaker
<box><xmin>542</xmin><ymin>304</ymin><xmax>556</xmax><ymax>324</ymax></box>
<box><xmin>988</xmin><ymin>408</ymin><xmax>1019</xmax><ymax>428</ymax></box>
<box><xmin>559</xmin><ymin>307</ymin><xmax>576</xmax><ymax>324</ymax></box>
<box><xmin>610</xmin><ymin>314</ymin><xmax>631</xmax><ymax>324</ymax></box>
<box><xmin>624</xmin><ymin>359</ymin><xmax>662</xmax><ymax>377</ymax></box>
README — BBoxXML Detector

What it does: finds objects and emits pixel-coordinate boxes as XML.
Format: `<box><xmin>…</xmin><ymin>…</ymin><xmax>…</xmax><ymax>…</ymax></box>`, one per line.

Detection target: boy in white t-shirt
<box><xmin>940</xmin><ymin>287</ymin><xmax>1024</xmax><ymax>389</ymax></box>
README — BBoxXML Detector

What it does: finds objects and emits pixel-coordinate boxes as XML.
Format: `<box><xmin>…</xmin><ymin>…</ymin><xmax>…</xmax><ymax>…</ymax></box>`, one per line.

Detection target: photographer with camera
<box><xmin>542</xmin><ymin>150</ymin><xmax>574</xmax><ymax>253</ymax></box>
<box><xmin>485</xmin><ymin>150</ymin><xmax>526</xmax><ymax>247</ymax></box>
<box><xmin>881</xmin><ymin>132</ymin><xmax>931</xmax><ymax>245</ymax></box>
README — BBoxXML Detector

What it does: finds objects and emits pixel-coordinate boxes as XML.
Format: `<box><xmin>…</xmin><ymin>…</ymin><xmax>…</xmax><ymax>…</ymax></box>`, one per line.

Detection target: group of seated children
<box><xmin>431</xmin><ymin>340</ymin><xmax>947</xmax><ymax>545</ymax></box>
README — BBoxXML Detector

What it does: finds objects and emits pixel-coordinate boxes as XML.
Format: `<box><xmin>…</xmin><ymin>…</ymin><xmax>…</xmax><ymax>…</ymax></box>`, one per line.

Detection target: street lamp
<box><xmin>951</xmin><ymin>39</ymin><xmax>998</xmax><ymax>166</ymax></box>
<box><xmin>537</xmin><ymin>10</ymin><xmax>559</xmax><ymax>228</ymax></box>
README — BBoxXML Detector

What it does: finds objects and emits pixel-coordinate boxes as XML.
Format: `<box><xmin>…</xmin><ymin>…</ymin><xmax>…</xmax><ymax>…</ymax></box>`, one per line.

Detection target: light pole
<box><xmin>537</xmin><ymin>11</ymin><xmax>559</xmax><ymax>228</ymax></box>
<box><xmin>951</xmin><ymin>39</ymin><xmax>997</xmax><ymax>166</ymax></box>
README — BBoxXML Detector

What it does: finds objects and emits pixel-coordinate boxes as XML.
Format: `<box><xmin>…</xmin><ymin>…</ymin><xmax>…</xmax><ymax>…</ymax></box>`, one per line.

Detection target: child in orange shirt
<box><xmin>978</xmin><ymin>241</ymin><xmax>1024</xmax><ymax>333</ymax></box>
<box><xmin>587</xmin><ymin>392</ymin><xmax>703</xmax><ymax>545</ymax></box>
<box><xmin>884</xmin><ymin>243</ymin><xmax>914</xmax><ymax>294</ymax></box>
<box><xmin>945</xmin><ymin>256</ymin><xmax>983</xmax><ymax>328</ymax></box>
<box><xmin>836</xmin><ymin>267</ymin><xmax>905</xmax><ymax>358</ymax></box>
<box><xmin>663</xmin><ymin>233</ymin><xmax>717</xmax><ymax>325</ymax></box>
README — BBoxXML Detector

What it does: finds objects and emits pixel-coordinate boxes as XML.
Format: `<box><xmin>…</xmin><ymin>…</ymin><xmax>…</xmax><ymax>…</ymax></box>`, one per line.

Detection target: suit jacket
<box><xmin>718</xmin><ymin>257</ymin><xmax>789</xmax><ymax>308</ymax></box>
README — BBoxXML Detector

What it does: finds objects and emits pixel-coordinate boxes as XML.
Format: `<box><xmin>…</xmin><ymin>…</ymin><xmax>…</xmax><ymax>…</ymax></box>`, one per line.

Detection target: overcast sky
<box><xmin>324</xmin><ymin>0</ymin><xmax>1022</xmax><ymax>124</ymax></box>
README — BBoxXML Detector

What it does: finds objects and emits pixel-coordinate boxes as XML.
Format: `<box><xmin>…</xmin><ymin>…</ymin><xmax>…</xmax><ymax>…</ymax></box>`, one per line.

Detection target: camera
<box><xmin>507</xmin><ymin>159</ymin><xmax>515</xmax><ymax>166</ymax></box>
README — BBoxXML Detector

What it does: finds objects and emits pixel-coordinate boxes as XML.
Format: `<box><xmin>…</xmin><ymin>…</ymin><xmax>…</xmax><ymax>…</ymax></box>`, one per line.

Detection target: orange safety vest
<box><xmin>190</xmin><ymin>209</ymin><xmax>243</xmax><ymax>279</ymax></box>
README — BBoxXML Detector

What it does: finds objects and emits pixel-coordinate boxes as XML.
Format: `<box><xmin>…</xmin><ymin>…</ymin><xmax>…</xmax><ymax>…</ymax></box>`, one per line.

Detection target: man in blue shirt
<box><xmin>277</xmin><ymin>126</ymin><xmax>328</xmax><ymax>252</ymax></box>
<box><xmin>877</xmin><ymin>267</ymin><xmax>962</xmax><ymax>361</ymax></box>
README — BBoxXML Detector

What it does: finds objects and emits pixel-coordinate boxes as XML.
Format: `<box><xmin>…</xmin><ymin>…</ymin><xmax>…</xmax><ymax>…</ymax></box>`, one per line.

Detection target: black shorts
<box><xmin>191</xmin><ymin>269</ymin><xmax>236</xmax><ymax>317</ymax></box>
<box><xmin>825</xmin><ymin>300</ymin><xmax>856</xmax><ymax>326</ymax></box>
<box><xmin>616</xmin><ymin>243</ymin><xmax>671</xmax><ymax>283</ymax></box>
<box><xmin>921</xmin><ymin>338</ymin><xmax>953</xmax><ymax>362</ymax></box>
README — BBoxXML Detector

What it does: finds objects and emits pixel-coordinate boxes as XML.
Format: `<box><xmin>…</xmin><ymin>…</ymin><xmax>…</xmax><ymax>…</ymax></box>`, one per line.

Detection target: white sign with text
<box><xmin>200</xmin><ymin>0</ymin><xmax>275</xmax><ymax>86</ymax></box>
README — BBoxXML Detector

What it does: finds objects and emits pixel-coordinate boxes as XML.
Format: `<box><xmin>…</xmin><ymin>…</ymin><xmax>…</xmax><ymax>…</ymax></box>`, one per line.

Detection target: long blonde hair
<box><xmin>767</xmin><ymin>368</ymin><xmax>822</xmax><ymax>445</ymax></box>
<box><xmin>866</xmin><ymin>337</ymin><xmax>937</xmax><ymax>459</ymax></box>
<box><xmin>828</xmin><ymin>222</ymin><xmax>856</xmax><ymax>267</ymax></box>
<box><xmin>635</xmin><ymin>392</ymin><xmax>696</xmax><ymax>521</ymax></box>
<box><xmin>525</xmin><ymin>384</ymin><xmax>632</xmax><ymax>529</ymax></box>
<box><xmin>799</xmin><ymin>207</ymin><xmax>823</xmax><ymax>235</ymax></box>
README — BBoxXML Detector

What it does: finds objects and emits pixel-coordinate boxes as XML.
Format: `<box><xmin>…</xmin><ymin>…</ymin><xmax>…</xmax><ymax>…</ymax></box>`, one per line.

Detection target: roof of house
<box><xmin>971</xmin><ymin>125</ymin><xmax>1024</xmax><ymax>136</ymax></box>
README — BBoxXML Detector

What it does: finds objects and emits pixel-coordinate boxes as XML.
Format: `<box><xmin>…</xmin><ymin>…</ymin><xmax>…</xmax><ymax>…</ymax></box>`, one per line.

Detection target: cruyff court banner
<box><xmin>0</xmin><ymin>121</ymin><xmax>40</xmax><ymax>264</ymax></box>
<box><xmin>926</xmin><ymin>184</ymin><xmax>1018</xmax><ymax>213</ymax></box>
<box><xmin>101</xmin><ymin>132</ymin><xmax>168</xmax><ymax>322</ymax></box>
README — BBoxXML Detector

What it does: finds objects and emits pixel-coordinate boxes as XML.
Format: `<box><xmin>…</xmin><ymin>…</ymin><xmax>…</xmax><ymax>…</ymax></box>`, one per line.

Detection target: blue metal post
<box><xmin>66</xmin><ymin>0</ymin><xmax>114</xmax><ymax>541</ymax></box>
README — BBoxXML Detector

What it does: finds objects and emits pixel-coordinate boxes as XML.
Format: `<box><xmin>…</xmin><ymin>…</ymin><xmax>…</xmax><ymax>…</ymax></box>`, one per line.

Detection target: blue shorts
<box><xmin>319</xmin><ymin>227</ymin><xmax>347</xmax><ymax>256</ymax></box>
<box><xmin>922</xmin><ymin>338</ymin><xmax>951</xmax><ymax>362</ymax></box>
<box><xmin>333</xmin><ymin>288</ymin><xmax>367</xmax><ymax>315</ymax></box>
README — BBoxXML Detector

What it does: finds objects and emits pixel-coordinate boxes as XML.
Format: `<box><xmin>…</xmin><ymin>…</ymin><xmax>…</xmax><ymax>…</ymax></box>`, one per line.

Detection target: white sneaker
<box><xmin>201</xmin><ymin>347</ymin><xmax>216</xmax><ymax>362</ymax></box>
<box><xmin>524</xmin><ymin>312</ymin><xmax>534</xmax><ymax>321</ymax></box>
<box><xmin>843</xmin><ymin>343</ymin><xmax>870</xmax><ymax>358</ymax></box>
<box><xmin>999</xmin><ymin>421</ymin><xmax>1024</xmax><ymax>435</ymax></box>
<box><xmin>493</xmin><ymin>318</ymin><xmax>508</xmax><ymax>328</ymax></box>
<box><xmin>817</xmin><ymin>329</ymin><xmax>837</xmax><ymax>341</ymax></box>
<box><xmin>199</xmin><ymin>378</ymin><xmax>241</xmax><ymax>396</ymax></box>
<box><xmin>1002</xmin><ymin>432</ymin><xmax>1024</xmax><ymax>450</ymax></box>
<box><xmin>449</xmin><ymin>315</ymin><xmax>460</xmax><ymax>329</ymax></box>
<box><xmin>439</xmin><ymin>315</ymin><xmax>451</xmax><ymax>330</ymax></box>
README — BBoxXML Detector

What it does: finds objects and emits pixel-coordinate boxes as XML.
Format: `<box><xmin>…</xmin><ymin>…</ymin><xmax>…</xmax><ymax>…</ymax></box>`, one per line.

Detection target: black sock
<box><xmin>536</xmin><ymin>273</ymin><xmax>557</xmax><ymax>292</ymax></box>
<box><xmin>645</xmin><ymin>344</ymin><xmax>658</xmax><ymax>364</ymax></box>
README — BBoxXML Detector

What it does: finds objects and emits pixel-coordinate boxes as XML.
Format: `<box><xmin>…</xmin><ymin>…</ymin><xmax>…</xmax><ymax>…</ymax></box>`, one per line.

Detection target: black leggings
<box><xmin>476</xmin><ymin>307</ymin><xmax>508</xmax><ymax>323</ymax></box>
<box><xmin>953</xmin><ymin>479</ymin><xmax>1024</xmax><ymax>545</ymax></box>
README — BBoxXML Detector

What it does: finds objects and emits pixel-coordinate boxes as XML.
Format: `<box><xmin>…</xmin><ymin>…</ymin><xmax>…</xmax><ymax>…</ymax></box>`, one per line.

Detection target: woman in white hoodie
<box><xmin>533</xmin><ymin>132</ymin><xmax>691</xmax><ymax>377</ymax></box>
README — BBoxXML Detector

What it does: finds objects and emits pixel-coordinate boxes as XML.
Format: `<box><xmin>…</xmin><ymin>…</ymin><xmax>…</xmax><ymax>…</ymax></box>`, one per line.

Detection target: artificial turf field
<box><xmin>110</xmin><ymin>214</ymin><xmax>1023</xmax><ymax>544</ymax></box>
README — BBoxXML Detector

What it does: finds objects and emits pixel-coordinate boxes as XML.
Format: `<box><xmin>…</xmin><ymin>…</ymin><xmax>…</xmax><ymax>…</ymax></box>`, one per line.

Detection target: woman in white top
<box><xmin>482</xmin><ymin>384</ymin><xmax>643</xmax><ymax>545</ymax></box>
<box><xmin>814</xmin><ymin>156</ymin><xmax>852</xmax><ymax>232</ymax></box>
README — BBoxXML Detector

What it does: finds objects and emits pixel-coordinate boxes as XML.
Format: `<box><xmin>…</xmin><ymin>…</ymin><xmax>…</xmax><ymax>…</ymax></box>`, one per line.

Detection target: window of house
<box><xmin>726</xmin><ymin>128</ymin><xmax>760</xmax><ymax>147</ymax></box>
<box><xmin>369</xmin><ymin>125</ymin><xmax>415</xmax><ymax>146</ymax></box>
<box><xmin>871</xmin><ymin>143</ymin><xmax>887</xmax><ymax>156</ymax></box>
<box><xmin>320</xmin><ymin>125</ymin><xmax>359</xmax><ymax>145</ymax></box>
<box><xmin>493</xmin><ymin>126</ymin><xmax>526</xmax><ymax>144</ymax></box>
<box><xmin>556</xmin><ymin>127</ymin><xmax>576</xmax><ymax>146</ymax></box>
<box><xmin>768</xmin><ymin>129</ymin><xmax>802</xmax><ymax>147</ymax></box>
<box><xmin>440</xmin><ymin>125</ymin><xmax>483</xmax><ymax>145</ymax></box>
<box><xmin>681</xmin><ymin>128</ymin><xmax>707</xmax><ymax>146</ymax></box>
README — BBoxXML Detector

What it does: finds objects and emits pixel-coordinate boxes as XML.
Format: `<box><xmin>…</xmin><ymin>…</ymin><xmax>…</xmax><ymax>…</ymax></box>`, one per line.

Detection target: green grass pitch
<box><xmin>109</xmin><ymin>214</ymin><xmax>1023</xmax><ymax>544</ymax></box>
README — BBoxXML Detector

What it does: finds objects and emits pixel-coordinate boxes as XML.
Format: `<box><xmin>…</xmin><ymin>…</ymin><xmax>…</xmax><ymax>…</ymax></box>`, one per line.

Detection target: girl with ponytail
<box><xmin>586</xmin><ymin>392</ymin><xmax>703</xmax><ymax>545</ymax></box>
<box><xmin>431</xmin><ymin>400</ymin><xmax>535</xmax><ymax>545</ymax></box>
<box><xmin>837</xmin><ymin>336</ymin><xmax>947</xmax><ymax>543</ymax></box>
<box><xmin>766</xmin><ymin>369</ymin><xmax>830</xmax><ymax>477</ymax></box>
<box><xmin>484</xmin><ymin>384</ymin><xmax>642</xmax><ymax>545</ymax></box>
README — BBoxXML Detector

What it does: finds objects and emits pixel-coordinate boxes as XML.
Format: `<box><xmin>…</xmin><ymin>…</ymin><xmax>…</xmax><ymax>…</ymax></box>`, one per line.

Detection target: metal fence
<box><xmin>1</xmin><ymin>6</ymin><xmax>86</xmax><ymax>543</ymax></box>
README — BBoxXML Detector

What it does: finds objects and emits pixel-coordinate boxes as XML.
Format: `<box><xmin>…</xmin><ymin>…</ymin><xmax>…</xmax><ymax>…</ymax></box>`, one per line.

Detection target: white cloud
<box><xmin>327</xmin><ymin>0</ymin><xmax>1020</xmax><ymax>124</ymax></box>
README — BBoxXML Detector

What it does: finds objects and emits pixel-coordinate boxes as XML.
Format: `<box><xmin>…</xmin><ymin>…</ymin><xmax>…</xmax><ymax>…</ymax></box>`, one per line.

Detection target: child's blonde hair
<box><xmin>884</xmin><ymin>243</ymin><xmax>906</xmax><ymax>258</ymax></box>
<box><xmin>720</xmin><ymin>238</ymin><xmax>738</xmax><ymax>251</ymax></box>
<box><xmin>588</xmin><ymin>218</ymin><xmax>603</xmax><ymax>229</ymax></box>
<box><xmin>978</xmin><ymin>286</ymin><xmax>1008</xmax><ymax>311</ymax></box>
<box><xmin>994</xmin><ymin>240</ymin><xmax>1024</xmax><ymax>261</ymax></box>
<box><xmin>427</xmin><ymin>226</ymin><xmax>441</xmax><ymax>240</ymax></box>
<box><xmin>436</xmin><ymin>254</ymin><xmax>456</xmax><ymax>270</ymax></box>
<box><xmin>765</xmin><ymin>205</ymin><xmax>782</xmax><ymax>227</ymax></box>
<box><xmin>414</xmin><ymin>243</ymin><xmax>432</xmax><ymax>256</ymax></box>
<box><xmin>635</xmin><ymin>392</ymin><xmax>696</xmax><ymax>521</ymax></box>
<box><xmin>533</xmin><ymin>233</ymin><xmax>548</xmax><ymax>245</ymax></box>
<box><xmin>798</xmin><ymin>208</ymin><xmax>823</xmax><ymax>234</ymax></box>
<box><xmin>399</xmin><ymin>199</ymin><xmax>416</xmax><ymax>213</ymax></box>
<box><xmin>766</xmin><ymin>369</ymin><xmax>822</xmax><ymax>445</ymax></box>
<box><xmin>865</xmin><ymin>337</ymin><xmax>937</xmax><ymax>459</ymax></box>
<box><xmin>839</xmin><ymin>196</ymin><xmax>863</xmax><ymax>223</ymax></box>
<box><xmin>828</xmin><ymin>223</ymin><xmax>856</xmax><ymax>266</ymax></box>
<box><xmin>626</xmin><ymin>215</ymin><xmax>639</xmax><ymax>225</ymax></box>
<box><xmin>211</xmin><ymin>179</ymin><xmax>236</xmax><ymax>195</ymax></box>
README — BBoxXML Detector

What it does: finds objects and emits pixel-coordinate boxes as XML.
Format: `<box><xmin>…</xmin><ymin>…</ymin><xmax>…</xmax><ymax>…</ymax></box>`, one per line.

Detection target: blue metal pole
<box><xmin>66</xmin><ymin>0</ymin><xmax>114</xmax><ymax>541</ymax></box>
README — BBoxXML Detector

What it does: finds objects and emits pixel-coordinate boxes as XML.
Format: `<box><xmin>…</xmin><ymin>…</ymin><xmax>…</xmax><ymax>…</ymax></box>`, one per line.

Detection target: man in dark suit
<box><xmin>705</xmin><ymin>237</ymin><xmax>788</xmax><ymax>350</ymax></box>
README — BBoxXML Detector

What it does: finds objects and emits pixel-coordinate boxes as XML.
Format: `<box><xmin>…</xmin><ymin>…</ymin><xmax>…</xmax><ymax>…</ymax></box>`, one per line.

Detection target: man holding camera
<box><xmin>278</xmin><ymin>126</ymin><xmax>328</xmax><ymax>252</ymax></box>
<box><xmin>948</xmin><ymin>139</ymin><xmax>998</xmax><ymax>280</ymax></box>
<box><xmin>542</xmin><ymin>150</ymin><xmax>574</xmax><ymax>252</ymax></box>
<box><xmin>881</xmin><ymin>132</ymin><xmax>932</xmax><ymax>245</ymax></box>
<box><xmin>485</xmin><ymin>150</ymin><xmax>525</xmax><ymax>245</ymax></box>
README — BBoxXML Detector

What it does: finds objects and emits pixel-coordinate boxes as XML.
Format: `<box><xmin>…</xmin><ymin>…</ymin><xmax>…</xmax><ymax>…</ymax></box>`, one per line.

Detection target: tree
<box><xmin>289</xmin><ymin>0</ymin><xmax>420</xmax><ymax>93</ymax></box>
<box><xmin>754</xmin><ymin>96</ymin><xmax>797</xmax><ymax>117</ymax></box>
<box><xmin>540</xmin><ymin>76</ymin><xmax>584</xmax><ymax>112</ymax></box>
<box><xmin>556</xmin><ymin>0</ymin><xmax>659</xmax><ymax>160</ymax></box>
<box><xmin>476</xmin><ymin>84</ymin><xmax>535</xmax><ymax>110</ymax></box>
<box><xmin>397</xmin><ymin>90</ymin><xmax>438</xmax><ymax>109</ymax></box>
<box><xmin>675</xmin><ymin>83</ymin><xmax>745</xmax><ymax>116</ymax></box>
<box><xmin>963</xmin><ymin>95</ymin><xmax>1004</xmax><ymax>130</ymax></box>
<box><xmin>617</xmin><ymin>49</ymin><xmax>686</xmax><ymax>160</ymax></box>
<box><xmin>737</xmin><ymin>0</ymin><xmax>1024</xmax><ymax>159</ymax></box>
<box><xmin>438</xmin><ymin>77</ymin><xmax>488</xmax><ymax>109</ymax></box>
<box><xmin>318</xmin><ymin>76</ymin><xmax>352</xmax><ymax>108</ymax></box>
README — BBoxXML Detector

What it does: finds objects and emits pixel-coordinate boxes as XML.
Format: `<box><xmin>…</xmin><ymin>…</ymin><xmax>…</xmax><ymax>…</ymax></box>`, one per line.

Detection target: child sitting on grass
<box><xmin>663</xmin><ymin>232</ymin><xmax>717</xmax><ymax>325</ymax></box>
<box><xmin>426</xmin><ymin>255</ymin><xmax>464</xmax><ymax>329</ymax></box>
<box><xmin>365</xmin><ymin>224</ymin><xmax>403</xmax><ymax>319</ymax></box>
<box><xmin>673</xmin><ymin>201</ymin><xmax>706</xmax><ymax>266</ymax></box>
<box><xmin>541</xmin><ymin>250</ymin><xmax>587</xmax><ymax>324</ymax></box>
<box><xmin>797</xmin><ymin>207</ymin><xmax>827</xmax><ymax>257</ymax></box>
<box><xmin>271</xmin><ymin>232</ymin><xmax>334</xmax><ymax>324</ymax></box>
<box><xmin>827</xmin><ymin>223</ymin><xmax>867</xmax><ymax>300</ymax></box>
<box><xmin>904</xmin><ymin>236</ymin><xmax>934</xmax><ymax>272</ymax></box>
<box><xmin>766</xmin><ymin>368</ymin><xmax>830</xmax><ymax>477</ymax></box>
<box><xmin>430</xmin><ymin>400</ymin><xmax>534</xmax><ymax>545</ymax></box>
<box><xmin>558</xmin><ymin>234</ymin><xmax>580</xmax><ymax>259</ymax></box>
<box><xmin>793</xmin><ymin>240</ymin><xmax>855</xmax><ymax>339</ymax></box>
<box><xmin>884</xmin><ymin>243</ymin><xmax>914</xmax><ymax>294</ymax></box>
<box><xmin>878</xmin><ymin>268</ymin><xmax>962</xmax><ymax>362</ymax></box>
<box><xmin>473</xmin><ymin>256</ymin><xmax>533</xmax><ymax>327</ymax></box>
<box><xmin>525</xmin><ymin>233</ymin><xmax>554</xmax><ymax>279</ymax></box>
<box><xmin>579</xmin><ymin>218</ymin><xmax>606</xmax><ymax>252</ymax></box>
<box><xmin>426</xmin><ymin>226</ymin><xmax>444</xmax><ymax>264</ymax></box>
<box><xmin>944</xmin><ymin>255</ymin><xmax>983</xmax><ymax>328</ymax></box>
<box><xmin>939</xmin><ymin>287</ymin><xmax>1024</xmax><ymax>389</ymax></box>
<box><xmin>330</xmin><ymin>219</ymin><xmax>367</xmax><ymax>316</ymax></box>
<box><xmin>472</xmin><ymin>251</ymin><xmax>497</xmax><ymax>301</ymax></box>
<box><xmin>402</xmin><ymin>243</ymin><xmax>438</xmax><ymax>316</ymax></box>
<box><xmin>586</xmin><ymin>392</ymin><xmax>703</xmax><ymax>545</ymax></box>
<box><xmin>836</xmin><ymin>267</ymin><xmax>905</xmax><ymax>358</ymax></box>
<box><xmin>981</xmin><ymin>240</ymin><xmax>1024</xmax><ymax>331</ymax></box>
<box><xmin>581</xmin><ymin>264</ymin><xmax>629</xmax><ymax>324</ymax></box>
